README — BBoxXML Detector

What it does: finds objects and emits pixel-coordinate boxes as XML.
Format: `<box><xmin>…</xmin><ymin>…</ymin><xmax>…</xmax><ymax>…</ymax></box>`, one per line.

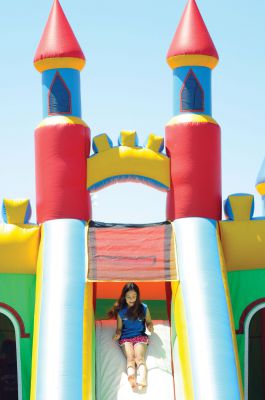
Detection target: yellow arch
<box><xmin>87</xmin><ymin>144</ymin><xmax>170</xmax><ymax>191</ymax></box>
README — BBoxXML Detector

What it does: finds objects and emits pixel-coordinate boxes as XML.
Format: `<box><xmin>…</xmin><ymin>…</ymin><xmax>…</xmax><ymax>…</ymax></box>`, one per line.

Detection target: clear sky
<box><xmin>0</xmin><ymin>0</ymin><xmax>264</xmax><ymax>223</ymax></box>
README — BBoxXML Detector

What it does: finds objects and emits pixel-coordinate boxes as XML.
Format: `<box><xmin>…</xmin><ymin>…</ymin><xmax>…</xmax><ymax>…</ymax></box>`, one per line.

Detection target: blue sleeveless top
<box><xmin>118</xmin><ymin>303</ymin><xmax>147</xmax><ymax>339</ymax></box>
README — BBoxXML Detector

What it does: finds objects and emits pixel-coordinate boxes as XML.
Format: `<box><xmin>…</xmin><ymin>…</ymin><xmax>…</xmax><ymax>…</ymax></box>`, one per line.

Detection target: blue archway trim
<box><xmin>88</xmin><ymin>175</ymin><xmax>169</xmax><ymax>192</ymax></box>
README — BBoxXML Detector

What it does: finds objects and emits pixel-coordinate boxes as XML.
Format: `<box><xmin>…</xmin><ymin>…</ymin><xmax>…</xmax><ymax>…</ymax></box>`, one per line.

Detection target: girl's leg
<box><xmin>134</xmin><ymin>343</ymin><xmax>147</xmax><ymax>389</ymax></box>
<box><xmin>121</xmin><ymin>342</ymin><xmax>137</xmax><ymax>388</ymax></box>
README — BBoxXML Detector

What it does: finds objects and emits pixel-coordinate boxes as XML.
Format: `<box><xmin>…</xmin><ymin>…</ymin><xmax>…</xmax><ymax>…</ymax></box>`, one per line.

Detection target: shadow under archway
<box><xmin>248</xmin><ymin>308</ymin><xmax>265</xmax><ymax>399</ymax></box>
<box><xmin>0</xmin><ymin>313</ymin><xmax>18</xmax><ymax>400</ymax></box>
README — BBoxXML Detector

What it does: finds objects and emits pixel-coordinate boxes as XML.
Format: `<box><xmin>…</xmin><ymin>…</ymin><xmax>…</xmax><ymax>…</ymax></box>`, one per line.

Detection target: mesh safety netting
<box><xmin>87</xmin><ymin>221</ymin><xmax>177</xmax><ymax>281</ymax></box>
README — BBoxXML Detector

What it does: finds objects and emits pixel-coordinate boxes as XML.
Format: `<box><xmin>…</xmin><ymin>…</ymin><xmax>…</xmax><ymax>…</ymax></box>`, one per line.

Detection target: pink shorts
<box><xmin>119</xmin><ymin>335</ymin><xmax>149</xmax><ymax>347</ymax></box>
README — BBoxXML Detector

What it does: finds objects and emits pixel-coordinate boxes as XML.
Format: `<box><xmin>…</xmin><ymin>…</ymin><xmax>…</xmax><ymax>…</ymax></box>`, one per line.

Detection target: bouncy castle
<box><xmin>1</xmin><ymin>0</ymin><xmax>265</xmax><ymax>399</ymax></box>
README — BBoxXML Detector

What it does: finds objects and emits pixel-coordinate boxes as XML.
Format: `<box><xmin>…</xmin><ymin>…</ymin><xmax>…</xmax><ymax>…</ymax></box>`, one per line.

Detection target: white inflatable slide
<box><xmin>96</xmin><ymin>320</ymin><xmax>175</xmax><ymax>400</ymax></box>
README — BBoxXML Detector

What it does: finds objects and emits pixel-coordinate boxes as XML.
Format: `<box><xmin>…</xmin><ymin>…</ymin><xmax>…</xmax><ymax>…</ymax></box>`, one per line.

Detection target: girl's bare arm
<box><xmin>146</xmin><ymin>307</ymin><xmax>154</xmax><ymax>333</ymax></box>
<box><xmin>113</xmin><ymin>314</ymin><xmax>123</xmax><ymax>340</ymax></box>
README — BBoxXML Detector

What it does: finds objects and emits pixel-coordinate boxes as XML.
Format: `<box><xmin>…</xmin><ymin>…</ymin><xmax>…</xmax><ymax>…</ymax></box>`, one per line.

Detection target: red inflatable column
<box><xmin>166</xmin><ymin>118</ymin><xmax>221</xmax><ymax>220</ymax></box>
<box><xmin>35</xmin><ymin>120</ymin><xmax>91</xmax><ymax>223</ymax></box>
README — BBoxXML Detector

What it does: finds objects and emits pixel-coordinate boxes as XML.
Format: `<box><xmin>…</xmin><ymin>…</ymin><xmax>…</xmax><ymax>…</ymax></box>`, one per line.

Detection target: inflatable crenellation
<box><xmin>118</xmin><ymin>130</ymin><xmax>138</xmax><ymax>147</ymax></box>
<box><xmin>224</xmin><ymin>194</ymin><xmax>255</xmax><ymax>221</ymax></box>
<box><xmin>92</xmin><ymin>134</ymin><xmax>113</xmax><ymax>153</ymax></box>
<box><xmin>0</xmin><ymin>199</ymin><xmax>40</xmax><ymax>274</ymax></box>
<box><xmin>92</xmin><ymin>131</ymin><xmax>164</xmax><ymax>155</ymax></box>
<box><xmin>88</xmin><ymin>132</ymin><xmax>170</xmax><ymax>192</ymax></box>
<box><xmin>145</xmin><ymin>133</ymin><xmax>164</xmax><ymax>153</ymax></box>
<box><xmin>2</xmin><ymin>199</ymin><xmax>32</xmax><ymax>225</ymax></box>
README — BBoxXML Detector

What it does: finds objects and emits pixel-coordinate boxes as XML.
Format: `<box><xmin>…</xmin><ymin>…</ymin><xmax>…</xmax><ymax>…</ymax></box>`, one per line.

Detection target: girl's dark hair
<box><xmin>107</xmin><ymin>282</ymin><xmax>145</xmax><ymax>320</ymax></box>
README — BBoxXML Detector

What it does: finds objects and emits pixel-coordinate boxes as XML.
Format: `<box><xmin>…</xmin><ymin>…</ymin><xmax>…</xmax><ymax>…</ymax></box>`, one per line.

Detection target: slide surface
<box><xmin>95</xmin><ymin>320</ymin><xmax>175</xmax><ymax>400</ymax></box>
<box><xmin>172</xmin><ymin>218</ymin><xmax>242</xmax><ymax>399</ymax></box>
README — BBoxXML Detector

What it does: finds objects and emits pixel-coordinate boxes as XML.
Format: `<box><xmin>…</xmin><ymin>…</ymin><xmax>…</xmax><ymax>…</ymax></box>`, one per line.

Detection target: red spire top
<box><xmin>167</xmin><ymin>0</ymin><xmax>219</xmax><ymax>69</ymax></box>
<box><xmin>34</xmin><ymin>0</ymin><xmax>86</xmax><ymax>72</ymax></box>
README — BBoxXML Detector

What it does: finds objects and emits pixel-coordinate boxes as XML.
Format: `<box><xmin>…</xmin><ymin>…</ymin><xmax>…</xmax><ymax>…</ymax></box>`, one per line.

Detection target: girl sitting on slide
<box><xmin>108</xmin><ymin>282</ymin><xmax>154</xmax><ymax>390</ymax></box>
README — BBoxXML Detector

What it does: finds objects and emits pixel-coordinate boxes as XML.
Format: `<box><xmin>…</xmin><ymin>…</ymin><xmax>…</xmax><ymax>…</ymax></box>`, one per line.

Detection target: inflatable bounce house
<box><xmin>1</xmin><ymin>0</ymin><xmax>265</xmax><ymax>399</ymax></box>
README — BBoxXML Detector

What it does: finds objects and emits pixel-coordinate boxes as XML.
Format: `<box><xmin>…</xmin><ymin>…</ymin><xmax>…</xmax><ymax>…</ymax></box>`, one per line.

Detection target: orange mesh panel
<box><xmin>88</xmin><ymin>223</ymin><xmax>177</xmax><ymax>281</ymax></box>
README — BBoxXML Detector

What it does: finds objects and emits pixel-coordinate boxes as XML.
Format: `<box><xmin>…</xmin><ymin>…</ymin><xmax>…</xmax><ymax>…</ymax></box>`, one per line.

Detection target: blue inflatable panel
<box><xmin>173</xmin><ymin>218</ymin><xmax>241</xmax><ymax>400</ymax></box>
<box><xmin>36</xmin><ymin>219</ymin><xmax>86</xmax><ymax>400</ymax></box>
<box><xmin>42</xmin><ymin>69</ymin><xmax>81</xmax><ymax>118</ymax></box>
<box><xmin>173</xmin><ymin>66</ymin><xmax>211</xmax><ymax>116</ymax></box>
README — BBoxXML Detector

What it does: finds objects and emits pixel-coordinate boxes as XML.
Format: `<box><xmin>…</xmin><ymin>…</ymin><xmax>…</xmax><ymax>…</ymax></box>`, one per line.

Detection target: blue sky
<box><xmin>0</xmin><ymin>0</ymin><xmax>264</xmax><ymax>223</ymax></box>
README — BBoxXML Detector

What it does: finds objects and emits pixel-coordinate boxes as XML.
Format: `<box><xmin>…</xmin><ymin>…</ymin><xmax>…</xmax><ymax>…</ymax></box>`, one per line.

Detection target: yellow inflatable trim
<box><xmin>216</xmin><ymin>230</ymin><xmax>244</xmax><ymax>398</ymax></box>
<box><xmin>171</xmin><ymin>281</ymin><xmax>194</xmax><ymax>400</ymax></box>
<box><xmin>219</xmin><ymin>220</ymin><xmax>265</xmax><ymax>271</ymax></box>
<box><xmin>30</xmin><ymin>225</ymin><xmax>44</xmax><ymax>400</ymax></box>
<box><xmin>256</xmin><ymin>182</ymin><xmax>265</xmax><ymax>195</ymax></box>
<box><xmin>87</xmin><ymin>146</ymin><xmax>170</xmax><ymax>191</ymax></box>
<box><xmin>83</xmin><ymin>282</ymin><xmax>95</xmax><ymax>400</ymax></box>
<box><xmin>37</xmin><ymin>116</ymin><xmax>88</xmax><ymax>128</ymax></box>
<box><xmin>0</xmin><ymin>224</ymin><xmax>40</xmax><ymax>273</ymax></box>
<box><xmin>167</xmin><ymin>113</ymin><xmax>218</xmax><ymax>126</ymax></box>
<box><xmin>167</xmin><ymin>54</ymin><xmax>218</xmax><ymax>70</ymax></box>
<box><xmin>34</xmin><ymin>57</ymin><xmax>86</xmax><ymax>72</ymax></box>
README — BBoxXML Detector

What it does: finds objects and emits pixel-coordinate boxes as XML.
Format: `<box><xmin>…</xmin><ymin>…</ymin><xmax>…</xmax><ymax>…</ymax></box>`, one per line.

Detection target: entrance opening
<box><xmin>248</xmin><ymin>308</ymin><xmax>265</xmax><ymax>399</ymax></box>
<box><xmin>91</xmin><ymin>183</ymin><xmax>167</xmax><ymax>224</ymax></box>
<box><xmin>0</xmin><ymin>313</ymin><xmax>18</xmax><ymax>400</ymax></box>
<box><xmin>88</xmin><ymin>220</ymin><xmax>177</xmax><ymax>400</ymax></box>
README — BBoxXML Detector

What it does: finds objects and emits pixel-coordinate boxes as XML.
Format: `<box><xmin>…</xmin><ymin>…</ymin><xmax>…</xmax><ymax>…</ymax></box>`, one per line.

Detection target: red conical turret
<box><xmin>167</xmin><ymin>0</ymin><xmax>218</xmax><ymax>69</ymax></box>
<box><xmin>34</xmin><ymin>0</ymin><xmax>85</xmax><ymax>72</ymax></box>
